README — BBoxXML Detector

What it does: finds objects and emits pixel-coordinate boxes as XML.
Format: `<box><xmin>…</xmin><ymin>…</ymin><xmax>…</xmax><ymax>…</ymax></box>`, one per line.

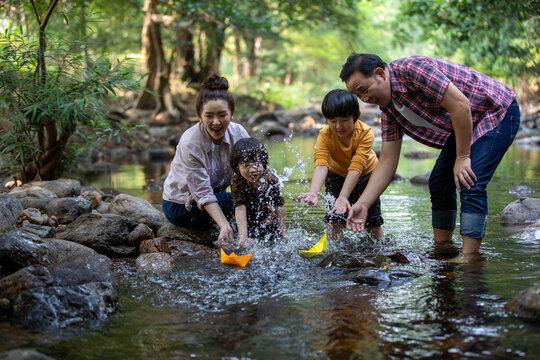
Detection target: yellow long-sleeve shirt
<box><xmin>314</xmin><ymin>121</ymin><xmax>378</xmax><ymax>178</ymax></box>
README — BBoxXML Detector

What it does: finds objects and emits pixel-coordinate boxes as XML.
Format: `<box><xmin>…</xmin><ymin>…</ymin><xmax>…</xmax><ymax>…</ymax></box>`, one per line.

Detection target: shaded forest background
<box><xmin>0</xmin><ymin>0</ymin><xmax>538</xmax><ymax>181</ymax></box>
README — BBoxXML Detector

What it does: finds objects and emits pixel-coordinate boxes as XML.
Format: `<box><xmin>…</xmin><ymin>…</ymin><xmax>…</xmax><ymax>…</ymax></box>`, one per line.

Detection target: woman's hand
<box><xmin>332</xmin><ymin>196</ymin><xmax>350</xmax><ymax>214</ymax></box>
<box><xmin>454</xmin><ymin>155</ymin><xmax>477</xmax><ymax>192</ymax></box>
<box><xmin>217</xmin><ymin>225</ymin><xmax>234</xmax><ymax>248</ymax></box>
<box><xmin>297</xmin><ymin>192</ymin><xmax>319</xmax><ymax>207</ymax></box>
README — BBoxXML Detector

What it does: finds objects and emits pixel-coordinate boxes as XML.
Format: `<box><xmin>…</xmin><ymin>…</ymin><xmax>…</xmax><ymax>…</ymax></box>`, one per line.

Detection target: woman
<box><xmin>162</xmin><ymin>73</ymin><xmax>249</xmax><ymax>247</ymax></box>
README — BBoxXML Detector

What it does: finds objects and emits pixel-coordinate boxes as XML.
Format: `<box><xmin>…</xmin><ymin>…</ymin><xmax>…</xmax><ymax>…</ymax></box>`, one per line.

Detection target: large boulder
<box><xmin>500</xmin><ymin>197</ymin><xmax>540</xmax><ymax>224</ymax></box>
<box><xmin>8</xmin><ymin>186</ymin><xmax>57</xmax><ymax>200</ymax></box>
<box><xmin>47</xmin><ymin>253</ymin><xmax>117</xmax><ymax>287</ymax></box>
<box><xmin>12</xmin><ymin>281</ymin><xmax>118</xmax><ymax>329</ymax></box>
<box><xmin>505</xmin><ymin>285</ymin><xmax>540</xmax><ymax>322</ymax></box>
<box><xmin>26</xmin><ymin>179</ymin><xmax>81</xmax><ymax>198</ymax></box>
<box><xmin>0</xmin><ymin>195</ymin><xmax>23</xmax><ymax>228</ymax></box>
<box><xmin>157</xmin><ymin>222</ymin><xmax>217</xmax><ymax>247</ymax></box>
<box><xmin>0</xmin><ymin>229</ymin><xmax>96</xmax><ymax>274</ymax></box>
<box><xmin>109</xmin><ymin>194</ymin><xmax>163</xmax><ymax>231</ymax></box>
<box><xmin>0</xmin><ymin>265</ymin><xmax>53</xmax><ymax>302</ymax></box>
<box><xmin>53</xmin><ymin>213</ymin><xmax>138</xmax><ymax>257</ymax></box>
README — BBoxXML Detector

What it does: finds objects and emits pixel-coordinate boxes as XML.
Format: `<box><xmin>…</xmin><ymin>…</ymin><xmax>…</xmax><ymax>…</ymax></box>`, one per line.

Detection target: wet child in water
<box><xmin>297</xmin><ymin>89</ymin><xmax>384</xmax><ymax>242</ymax></box>
<box><xmin>230</xmin><ymin>138</ymin><xmax>288</xmax><ymax>247</ymax></box>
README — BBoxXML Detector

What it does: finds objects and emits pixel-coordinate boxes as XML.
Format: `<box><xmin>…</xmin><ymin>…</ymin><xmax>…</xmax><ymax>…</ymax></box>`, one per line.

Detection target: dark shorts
<box><xmin>324</xmin><ymin>171</ymin><xmax>384</xmax><ymax>228</ymax></box>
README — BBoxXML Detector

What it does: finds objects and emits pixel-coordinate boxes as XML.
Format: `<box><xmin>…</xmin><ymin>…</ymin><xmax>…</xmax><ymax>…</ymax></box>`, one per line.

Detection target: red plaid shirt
<box><xmin>381</xmin><ymin>56</ymin><xmax>515</xmax><ymax>148</ymax></box>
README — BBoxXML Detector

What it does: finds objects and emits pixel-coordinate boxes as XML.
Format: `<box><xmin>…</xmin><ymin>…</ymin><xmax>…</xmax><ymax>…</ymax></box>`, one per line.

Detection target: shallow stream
<box><xmin>1</xmin><ymin>137</ymin><xmax>539</xmax><ymax>359</ymax></box>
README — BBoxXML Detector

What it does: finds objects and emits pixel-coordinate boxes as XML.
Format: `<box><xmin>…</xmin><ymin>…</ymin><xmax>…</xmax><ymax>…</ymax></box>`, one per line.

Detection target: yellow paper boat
<box><xmin>220</xmin><ymin>249</ymin><xmax>254</xmax><ymax>267</ymax></box>
<box><xmin>299</xmin><ymin>233</ymin><xmax>328</xmax><ymax>257</ymax></box>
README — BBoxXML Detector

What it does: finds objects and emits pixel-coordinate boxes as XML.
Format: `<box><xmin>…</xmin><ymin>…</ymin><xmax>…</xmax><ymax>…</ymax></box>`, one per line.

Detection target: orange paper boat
<box><xmin>220</xmin><ymin>249</ymin><xmax>254</xmax><ymax>267</ymax></box>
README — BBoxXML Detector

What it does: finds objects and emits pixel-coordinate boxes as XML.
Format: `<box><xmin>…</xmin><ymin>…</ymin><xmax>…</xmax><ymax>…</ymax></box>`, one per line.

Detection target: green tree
<box><xmin>0</xmin><ymin>0</ymin><xmax>141</xmax><ymax>181</ymax></box>
<box><xmin>398</xmin><ymin>0</ymin><xmax>540</xmax><ymax>81</ymax></box>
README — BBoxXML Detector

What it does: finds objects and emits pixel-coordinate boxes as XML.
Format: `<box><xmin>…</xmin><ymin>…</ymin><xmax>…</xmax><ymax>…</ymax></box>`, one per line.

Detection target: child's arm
<box><xmin>234</xmin><ymin>205</ymin><xmax>251</xmax><ymax>247</ymax></box>
<box><xmin>333</xmin><ymin>170</ymin><xmax>361</xmax><ymax>214</ymax></box>
<box><xmin>297</xmin><ymin>165</ymin><xmax>328</xmax><ymax>206</ymax></box>
<box><xmin>276</xmin><ymin>205</ymin><xmax>288</xmax><ymax>240</ymax></box>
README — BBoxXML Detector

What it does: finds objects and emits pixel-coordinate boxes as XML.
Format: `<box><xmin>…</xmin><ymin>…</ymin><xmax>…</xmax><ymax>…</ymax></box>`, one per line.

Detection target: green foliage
<box><xmin>397</xmin><ymin>0</ymin><xmax>540</xmax><ymax>81</ymax></box>
<box><xmin>0</xmin><ymin>29</ymin><xmax>142</xmax><ymax>178</ymax></box>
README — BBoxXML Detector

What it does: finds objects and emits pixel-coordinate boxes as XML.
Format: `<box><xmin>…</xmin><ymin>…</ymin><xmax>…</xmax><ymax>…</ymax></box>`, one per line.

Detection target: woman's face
<box><xmin>200</xmin><ymin>99</ymin><xmax>232</xmax><ymax>144</ymax></box>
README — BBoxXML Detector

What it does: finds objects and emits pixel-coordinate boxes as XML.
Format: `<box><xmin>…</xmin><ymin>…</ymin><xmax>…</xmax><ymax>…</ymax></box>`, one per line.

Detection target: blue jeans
<box><xmin>162</xmin><ymin>193</ymin><xmax>234</xmax><ymax>228</ymax></box>
<box><xmin>429</xmin><ymin>99</ymin><xmax>520</xmax><ymax>239</ymax></box>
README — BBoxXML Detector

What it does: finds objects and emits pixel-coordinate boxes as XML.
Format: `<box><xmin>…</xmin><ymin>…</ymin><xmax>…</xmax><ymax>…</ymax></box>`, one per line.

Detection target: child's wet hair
<box><xmin>231</xmin><ymin>138</ymin><xmax>269</xmax><ymax>173</ymax></box>
<box><xmin>196</xmin><ymin>73</ymin><xmax>235</xmax><ymax>117</ymax></box>
<box><xmin>321</xmin><ymin>89</ymin><xmax>360</xmax><ymax>121</ymax></box>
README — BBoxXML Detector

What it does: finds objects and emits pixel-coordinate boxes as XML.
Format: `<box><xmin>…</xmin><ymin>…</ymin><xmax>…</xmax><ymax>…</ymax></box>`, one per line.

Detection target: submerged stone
<box><xmin>136</xmin><ymin>252</ymin><xmax>174</xmax><ymax>272</ymax></box>
<box><xmin>505</xmin><ymin>285</ymin><xmax>540</xmax><ymax>322</ymax></box>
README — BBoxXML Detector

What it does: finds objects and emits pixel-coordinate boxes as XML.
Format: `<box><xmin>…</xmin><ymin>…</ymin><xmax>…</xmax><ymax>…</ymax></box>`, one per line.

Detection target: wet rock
<box><xmin>317</xmin><ymin>252</ymin><xmax>391</xmax><ymax>269</ymax></box>
<box><xmin>20</xmin><ymin>224</ymin><xmax>55</xmax><ymax>238</ymax></box>
<box><xmin>109</xmin><ymin>193</ymin><xmax>163</xmax><ymax>231</ymax></box>
<box><xmin>0</xmin><ymin>230</ymin><xmax>96</xmax><ymax>272</ymax></box>
<box><xmin>0</xmin><ymin>265</ymin><xmax>54</xmax><ymax>302</ymax></box>
<box><xmin>168</xmin><ymin>240</ymin><xmax>214</xmax><ymax>258</ymax></box>
<box><xmin>0</xmin><ymin>349</ymin><xmax>56</xmax><ymax>360</ymax></box>
<box><xmin>19</xmin><ymin>198</ymin><xmax>92</xmax><ymax>225</ymax></box>
<box><xmin>94</xmin><ymin>201</ymin><xmax>110</xmax><ymax>214</ymax></box>
<box><xmin>157</xmin><ymin>222</ymin><xmax>216</xmax><ymax>247</ymax></box>
<box><xmin>54</xmin><ymin>213</ymin><xmax>138</xmax><ymax>257</ymax></box>
<box><xmin>44</xmin><ymin>198</ymin><xmax>92</xmax><ymax>224</ymax></box>
<box><xmin>79</xmin><ymin>190</ymin><xmax>103</xmax><ymax>209</ymax></box>
<box><xmin>48</xmin><ymin>253</ymin><xmax>116</xmax><ymax>287</ymax></box>
<box><xmin>410</xmin><ymin>171</ymin><xmax>431</xmax><ymax>185</ymax></box>
<box><xmin>387</xmin><ymin>252</ymin><xmax>410</xmax><ymax>264</ymax></box>
<box><xmin>20</xmin><ymin>208</ymin><xmax>56</xmax><ymax>227</ymax></box>
<box><xmin>0</xmin><ymin>195</ymin><xmax>23</xmax><ymax>228</ymax></box>
<box><xmin>500</xmin><ymin>197</ymin><xmax>540</xmax><ymax>224</ymax></box>
<box><xmin>136</xmin><ymin>252</ymin><xmax>174</xmax><ymax>272</ymax></box>
<box><xmin>8</xmin><ymin>186</ymin><xmax>57</xmax><ymax>199</ymax></box>
<box><xmin>404</xmin><ymin>150</ymin><xmax>437</xmax><ymax>160</ymax></box>
<box><xmin>505</xmin><ymin>284</ymin><xmax>540</xmax><ymax>322</ymax></box>
<box><xmin>139</xmin><ymin>237</ymin><xmax>170</xmax><ymax>254</ymax></box>
<box><xmin>26</xmin><ymin>179</ymin><xmax>81</xmax><ymax>197</ymax></box>
<box><xmin>508</xmin><ymin>185</ymin><xmax>536</xmax><ymax>196</ymax></box>
<box><xmin>347</xmin><ymin>269</ymin><xmax>417</xmax><ymax>288</ymax></box>
<box><xmin>127</xmin><ymin>223</ymin><xmax>154</xmax><ymax>247</ymax></box>
<box><xmin>12</xmin><ymin>281</ymin><xmax>118</xmax><ymax>329</ymax></box>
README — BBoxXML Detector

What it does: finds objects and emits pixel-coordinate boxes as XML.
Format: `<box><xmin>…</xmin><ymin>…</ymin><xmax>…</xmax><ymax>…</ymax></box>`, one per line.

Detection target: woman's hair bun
<box><xmin>201</xmin><ymin>72</ymin><xmax>229</xmax><ymax>91</ymax></box>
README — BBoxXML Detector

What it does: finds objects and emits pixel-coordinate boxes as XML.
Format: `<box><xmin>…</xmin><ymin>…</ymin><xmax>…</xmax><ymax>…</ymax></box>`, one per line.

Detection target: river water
<box><xmin>1</xmin><ymin>137</ymin><xmax>539</xmax><ymax>359</ymax></box>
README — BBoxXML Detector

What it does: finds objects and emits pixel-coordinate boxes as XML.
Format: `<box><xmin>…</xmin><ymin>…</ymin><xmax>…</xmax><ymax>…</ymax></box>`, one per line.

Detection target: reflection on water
<box><xmin>1</xmin><ymin>139</ymin><xmax>540</xmax><ymax>359</ymax></box>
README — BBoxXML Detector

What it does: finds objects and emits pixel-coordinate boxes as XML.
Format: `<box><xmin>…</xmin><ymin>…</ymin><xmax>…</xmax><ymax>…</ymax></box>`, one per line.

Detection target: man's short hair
<box><xmin>321</xmin><ymin>89</ymin><xmax>359</xmax><ymax>121</ymax></box>
<box><xmin>340</xmin><ymin>53</ymin><xmax>387</xmax><ymax>82</ymax></box>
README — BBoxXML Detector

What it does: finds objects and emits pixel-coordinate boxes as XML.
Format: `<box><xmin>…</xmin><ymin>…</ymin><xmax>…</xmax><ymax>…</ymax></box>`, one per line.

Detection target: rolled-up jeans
<box><xmin>429</xmin><ymin>99</ymin><xmax>520</xmax><ymax>239</ymax></box>
<box><xmin>162</xmin><ymin>192</ymin><xmax>234</xmax><ymax>228</ymax></box>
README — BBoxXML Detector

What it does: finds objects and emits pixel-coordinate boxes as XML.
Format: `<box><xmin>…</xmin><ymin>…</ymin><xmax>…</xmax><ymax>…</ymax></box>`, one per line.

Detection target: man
<box><xmin>340</xmin><ymin>53</ymin><xmax>520</xmax><ymax>257</ymax></box>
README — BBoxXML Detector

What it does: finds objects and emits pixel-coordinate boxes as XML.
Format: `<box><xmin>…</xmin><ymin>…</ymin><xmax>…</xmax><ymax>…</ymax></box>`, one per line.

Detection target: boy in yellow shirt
<box><xmin>298</xmin><ymin>89</ymin><xmax>384</xmax><ymax>241</ymax></box>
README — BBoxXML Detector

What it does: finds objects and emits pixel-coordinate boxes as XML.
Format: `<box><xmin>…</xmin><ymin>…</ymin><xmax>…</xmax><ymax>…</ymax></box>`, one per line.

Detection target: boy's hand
<box><xmin>346</xmin><ymin>202</ymin><xmax>368</xmax><ymax>232</ymax></box>
<box><xmin>296</xmin><ymin>192</ymin><xmax>318</xmax><ymax>207</ymax></box>
<box><xmin>332</xmin><ymin>196</ymin><xmax>350</xmax><ymax>214</ymax></box>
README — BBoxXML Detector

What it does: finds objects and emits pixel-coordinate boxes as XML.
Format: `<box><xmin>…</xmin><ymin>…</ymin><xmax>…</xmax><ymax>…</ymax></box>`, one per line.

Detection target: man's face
<box><xmin>345</xmin><ymin>68</ymin><xmax>391</xmax><ymax>107</ymax></box>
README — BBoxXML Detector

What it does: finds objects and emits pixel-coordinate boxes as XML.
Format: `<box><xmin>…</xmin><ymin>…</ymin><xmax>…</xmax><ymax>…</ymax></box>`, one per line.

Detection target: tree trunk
<box><xmin>134</xmin><ymin>0</ymin><xmax>179</xmax><ymax>118</ymax></box>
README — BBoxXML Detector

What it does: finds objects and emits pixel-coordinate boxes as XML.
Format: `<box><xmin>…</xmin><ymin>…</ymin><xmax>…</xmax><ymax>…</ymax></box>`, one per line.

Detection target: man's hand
<box><xmin>346</xmin><ymin>202</ymin><xmax>369</xmax><ymax>232</ymax></box>
<box><xmin>454</xmin><ymin>155</ymin><xmax>476</xmax><ymax>192</ymax></box>
<box><xmin>297</xmin><ymin>192</ymin><xmax>319</xmax><ymax>207</ymax></box>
